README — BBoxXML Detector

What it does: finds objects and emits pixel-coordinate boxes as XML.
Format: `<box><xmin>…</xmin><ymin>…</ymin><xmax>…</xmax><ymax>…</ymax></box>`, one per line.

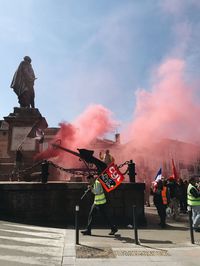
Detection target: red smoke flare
<box><xmin>34</xmin><ymin>104</ymin><xmax>117</xmax><ymax>168</ymax></box>
<box><xmin>35</xmin><ymin>58</ymin><xmax>200</xmax><ymax>182</ymax></box>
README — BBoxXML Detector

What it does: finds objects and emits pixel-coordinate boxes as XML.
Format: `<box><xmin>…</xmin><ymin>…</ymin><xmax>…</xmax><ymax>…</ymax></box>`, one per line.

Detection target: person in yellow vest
<box><xmin>81</xmin><ymin>175</ymin><xmax>118</xmax><ymax>236</ymax></box>
<box><xmin>153</xmin><ymin>179</ymin><xmax>170</xmax><ymax>228</ymax></box>
<box><xmin>187</xmin><ymin>177</ymin><xmax>200</xmax><ymax>232</ymax></box>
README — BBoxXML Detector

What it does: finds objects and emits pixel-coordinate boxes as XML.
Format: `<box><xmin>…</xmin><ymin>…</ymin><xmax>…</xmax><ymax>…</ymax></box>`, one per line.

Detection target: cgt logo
<box><xmin>99</xmin><ymin>162</ymin><xmax>125</xmax><ymax>192</ymax></box>
<box><xmin>107</xmin><ymin>165</ymin><xmax>123</xmax><ymax>182</ymax></box>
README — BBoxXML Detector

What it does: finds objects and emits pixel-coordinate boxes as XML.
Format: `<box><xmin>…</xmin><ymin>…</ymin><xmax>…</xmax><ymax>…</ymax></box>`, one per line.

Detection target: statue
<box><xmin>10</xmin><ymin>56</ymin><xmax>36</xmax><ymax>108</ymax></box>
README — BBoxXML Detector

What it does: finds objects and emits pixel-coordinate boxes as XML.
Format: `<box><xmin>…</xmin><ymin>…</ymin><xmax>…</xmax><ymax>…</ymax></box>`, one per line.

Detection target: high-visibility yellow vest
<box><xmin>93</xmin><ymin>180</ymin><xmax>106</xmax><ymax>205</ymax></box>
<box><xmin>187</xmin><ymin>183</ymin><xmax>200</xmax><ymax>206</ymax></box>
<box><xmin>161</xmin><ymin>186</ymin><xmax>168</xmax><ymax>205</ymax></box>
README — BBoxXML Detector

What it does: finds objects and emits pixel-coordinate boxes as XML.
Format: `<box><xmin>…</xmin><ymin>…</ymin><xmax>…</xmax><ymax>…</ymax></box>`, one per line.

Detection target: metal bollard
<box><xmin>75</xmin><ymin>205</ymin><xmax>79</xmax><ymax>245</ymax></box>
<box><xmin>133</xmin><ymin>205</ymin><xmax>139</xmax><ymax>245</ymax></box>
<box><xmin>41</xmin><ymin>160</ymin><xmax>49</xmax><ymax>184</ymax></box>
<box><xmin>188</xmin><ymin>205</ymin><xmax>194</xmax><ymax>244</ymax></box>
<box><xmin>128</xmin><ymin>160</ymin><xmax>136</xmax><ymax>182</ymax></box>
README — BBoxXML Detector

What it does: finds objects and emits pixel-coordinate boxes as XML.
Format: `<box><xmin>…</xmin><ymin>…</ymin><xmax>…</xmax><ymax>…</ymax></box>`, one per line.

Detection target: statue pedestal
<box><xmin>4</xmin><ymin>107</ymin><xmax>48</xmax><ymax>166</ymax></box>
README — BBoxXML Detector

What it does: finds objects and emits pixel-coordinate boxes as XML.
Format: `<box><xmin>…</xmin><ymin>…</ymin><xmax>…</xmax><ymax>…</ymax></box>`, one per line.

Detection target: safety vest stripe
<box><xmin>95</xmin><ymin>193</ymin><xmax>105</xmax><ymax>200</ymax></box>
<box><xmin>187</xmin><ymin>183</ymin><xmax>200</xmax><ymax>206</ymax></box>
<box><xmin>95</xmin><ymin>198</ymin><xmax>106</xmax><ymax>203</ymax></box>
<box><xmin>188</xmin><ymin>197</ymin><xmax>200</xmax><ymax>202</ymax></box>
<box><xmin>94</xmin><ymin>181</ymin><xmax>106</xmax><ymax>205</ymax></box>
<box><xmin>94</xmin><ymin>196</ymin><xmax>106</xmax><ymax>204</ymax></box>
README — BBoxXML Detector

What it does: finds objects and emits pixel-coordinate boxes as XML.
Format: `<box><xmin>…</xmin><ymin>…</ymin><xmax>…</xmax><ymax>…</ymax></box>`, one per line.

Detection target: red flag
<box><xmin>98</xmin><ymin>162</ymin><xmax>125</xmax><ymax>192</ymax></box>
<box><xmin>171</xmin><ymin>158</ymin><xmax>178</xmax><ymax>180</ymax></box>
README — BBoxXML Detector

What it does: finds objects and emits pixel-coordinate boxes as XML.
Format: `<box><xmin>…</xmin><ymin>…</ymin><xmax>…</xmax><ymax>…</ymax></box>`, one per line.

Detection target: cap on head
<box><xmin>23</xmin><ymin>56</ymin><xmax>32</xmax><ymax>63</ymax></box>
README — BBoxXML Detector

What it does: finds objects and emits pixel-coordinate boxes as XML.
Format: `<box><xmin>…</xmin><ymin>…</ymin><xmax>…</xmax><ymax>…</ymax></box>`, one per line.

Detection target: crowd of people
<box><xmin>151</xmin><ymin>176</ymin><xmax>200</xmax><ymax>231</ymax></box>
<box><xmin>81</xmin><ymin>149</ymin><xmax>200</xmax><ymax>234</ymax></box>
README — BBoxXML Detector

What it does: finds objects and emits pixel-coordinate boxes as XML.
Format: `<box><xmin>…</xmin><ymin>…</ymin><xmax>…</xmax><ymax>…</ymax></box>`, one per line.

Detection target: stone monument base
<box><xmin>0</xmin><ymin>108</ymin><xmax>48</xmax><ymax>180</ymax></box>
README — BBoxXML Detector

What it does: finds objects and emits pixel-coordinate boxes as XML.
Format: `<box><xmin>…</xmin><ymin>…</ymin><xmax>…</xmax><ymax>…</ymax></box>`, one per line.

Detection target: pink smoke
<box><xmin>120</xmin><ymin>58</ymin><xmax>200</xmax><ymax>181</ymax></box>
<box><xmin>35</xmin><ymin>58</ymin><xmax>200</xmax><ymax>182</ymax></box>
<box><xmin>125</xmin><ymin>58</ymin><xmax>200</xmax><ymax>147</ymax></box>
<box><xmin>35</xmin><ymin>104</ymin><xmax>117</xmax><ymax>168</ymax></box>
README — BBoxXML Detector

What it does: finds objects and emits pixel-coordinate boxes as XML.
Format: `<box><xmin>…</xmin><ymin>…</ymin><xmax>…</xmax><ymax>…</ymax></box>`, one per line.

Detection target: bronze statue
<box><xmin>10</xmin><ymin>56</ymin><xmax>36</xmax><ymax>108</ymax></box>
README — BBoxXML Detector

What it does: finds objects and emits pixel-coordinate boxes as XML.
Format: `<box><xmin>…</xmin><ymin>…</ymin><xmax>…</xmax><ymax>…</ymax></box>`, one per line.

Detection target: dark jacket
<box><xmin>167</xmin><ymin>180</ymin><xmax>179</xmax><ymax>199</ymax></box>
<box><xmin>153</xmin><ymin>181</ymin><xmax>170</xmax><ymax>206</ymax></box>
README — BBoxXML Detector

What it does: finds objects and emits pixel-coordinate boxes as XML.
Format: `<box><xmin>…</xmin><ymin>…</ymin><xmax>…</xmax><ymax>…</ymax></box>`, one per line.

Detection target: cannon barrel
<box><xmin>51</xmin><ymin>144</ymin><xmax>107</xmax><ymax>174</ymax></box>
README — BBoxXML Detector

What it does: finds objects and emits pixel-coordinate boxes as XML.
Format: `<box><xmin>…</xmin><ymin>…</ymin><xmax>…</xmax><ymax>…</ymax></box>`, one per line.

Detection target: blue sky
<box><xmin>1</xmin><ymin>0</ymin><xmax>200</xmax><ymax>132</ymax></box>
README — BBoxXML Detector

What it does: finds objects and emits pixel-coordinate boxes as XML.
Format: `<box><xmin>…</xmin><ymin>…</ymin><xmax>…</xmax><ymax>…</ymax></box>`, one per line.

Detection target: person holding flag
<box><xmin>81</xmin><ymin>175</ymin><xmax>118</xmax><ymax>236</ymax></box>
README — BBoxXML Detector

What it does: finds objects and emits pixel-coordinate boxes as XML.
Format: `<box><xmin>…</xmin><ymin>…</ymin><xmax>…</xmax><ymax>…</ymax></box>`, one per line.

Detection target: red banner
<box><xmin>98</xmin><ymin>162</ymin><xmax>125</xmax><ymax>192</ymax></box>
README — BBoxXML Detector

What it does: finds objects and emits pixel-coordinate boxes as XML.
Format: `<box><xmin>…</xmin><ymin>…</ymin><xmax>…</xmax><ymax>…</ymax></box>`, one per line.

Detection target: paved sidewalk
<box><xmin>0</xmin><ymin>206</ymin><xmax>200</xmax><ymax>265</ymax></box>
<box><xmin>62</xmin><ymin>206</ymin><xmax>200</xmax><ymax>266</ymax></box>
<box><xmin>63</xmin><ymin>227</ymin><xmax>200</xmax><ymax>266</ymax></box>
<box><xmin>0</xmin><ymin>220</ymin><xmax>65</xmax><ymax>266</ymax></box>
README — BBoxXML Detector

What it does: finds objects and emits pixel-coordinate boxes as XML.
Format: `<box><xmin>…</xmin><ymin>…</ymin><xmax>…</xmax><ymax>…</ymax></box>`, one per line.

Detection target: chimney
<box><xmin>115</xmin><ymin>133</ymin><xmax>120</xmax><ymax>144</ymax></box>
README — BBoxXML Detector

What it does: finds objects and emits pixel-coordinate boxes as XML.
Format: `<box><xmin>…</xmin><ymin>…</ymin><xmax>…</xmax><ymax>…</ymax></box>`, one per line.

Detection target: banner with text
<box><xmin>98</xmin><ymin>163</ymin><xmax>125</xmax><ymax>192</ymax></box>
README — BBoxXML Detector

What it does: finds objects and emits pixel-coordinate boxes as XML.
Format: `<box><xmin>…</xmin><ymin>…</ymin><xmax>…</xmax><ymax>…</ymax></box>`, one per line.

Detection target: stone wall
<box><xmin>0</xmin><ymin>182</ymin><xmax>146</xmax><ymax>228</ymax></box>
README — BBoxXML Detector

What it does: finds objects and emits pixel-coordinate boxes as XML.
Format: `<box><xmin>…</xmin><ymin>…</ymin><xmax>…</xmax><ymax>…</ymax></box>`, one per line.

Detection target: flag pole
<box><xmin>17</xmin><ymin>120</ymin><xmax>40</xmax><ymax>150</ymax></box>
